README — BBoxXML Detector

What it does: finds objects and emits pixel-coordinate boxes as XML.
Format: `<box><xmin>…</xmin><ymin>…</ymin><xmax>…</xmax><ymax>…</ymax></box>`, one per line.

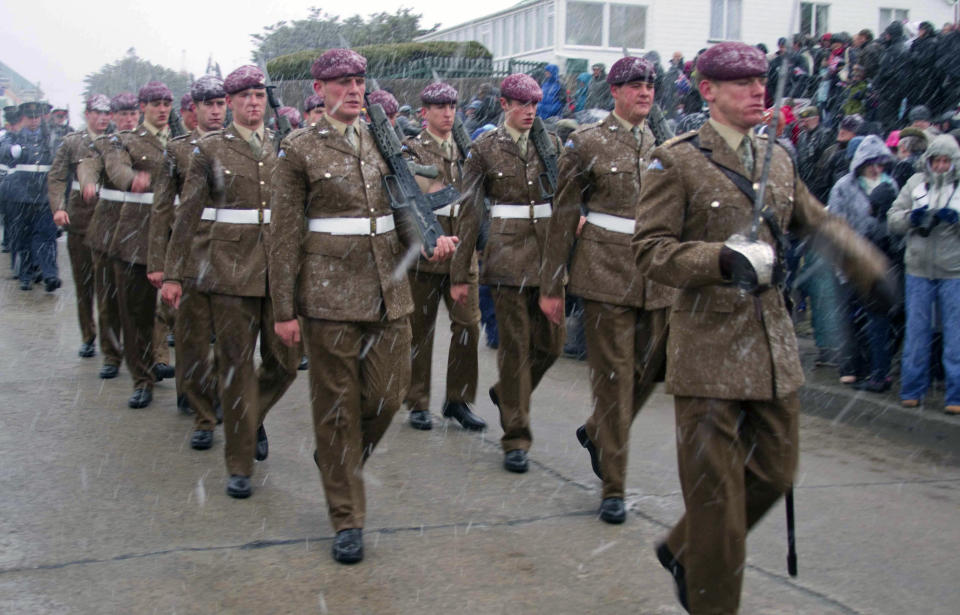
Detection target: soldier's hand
<box><xmin>53</xmin><ymin>210</ymin><xmax>70</xmax><ymax>226</ymax></box>
<box><xmin>161</xmin><ymin>281</ymin><xmax>182</xmax><ymax>309</ymax></box>
<box><xmin>146</xmin><ymin>271</ymin><xmax>164</xmax><ymax>289</ymax></box>
<box><xmin>131</xmin><ymin>171</ymin><xmax>152</xmax><ymax>193</ymax></box>
<box><xmin>576</xmin><ymin>215</ymin><xmax>587</xmax><ymax>237</ymax></box>
<box><xmin>424</xmin><ymin>235</ymin><xmax>459</xmax><ymax>262</ymax></box>
<box><xmin>275</xmin><ymin>319</ymin><xmax>301</xmax><ymax>347</ymax></box>
<box><xmin>719</xmin><ymin>234</ymin><xmax>775</xmax><ymax>292</ymax></box>
<box><xmin>82</xmin><ymin>184</ymin><xmax>97</xmax><ymax>204</ymax></box>
<box><xmin>449</xmin><ymin>283</ymin><xmax>470</xmax><ymax>305</ymax></box>
<box><xmin>538</xmin><ymin>295</ymin><xmax>564</xmax><ymax>326</ymax></box>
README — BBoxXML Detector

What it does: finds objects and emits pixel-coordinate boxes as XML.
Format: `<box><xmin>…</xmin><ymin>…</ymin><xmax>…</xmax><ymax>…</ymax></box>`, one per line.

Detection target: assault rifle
<box><xmin>530</xmin><ymin>116</ymin><xmax>558</xmax><ymax>200</ymax></box>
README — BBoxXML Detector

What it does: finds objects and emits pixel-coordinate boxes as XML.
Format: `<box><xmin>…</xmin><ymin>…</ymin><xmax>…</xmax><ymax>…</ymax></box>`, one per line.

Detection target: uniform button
<box><xmin>258</xmin><ymin>162</ymin><xmax>263</xmax><ymax>166</ymax></box>
<box><xmin>360</xmin><ymin>161</ymin><xmax>365</xmax><ymax>166</ymax></box>
<box><xmin>324</xmin><ymin>172</ymin><xmax>331</xmax><ymax>178</ymax></box>
<box><xmin>530</xmin><ymin>201</ymin><xmax>535</xmax><ymax>204</ymax></box>
<box><xmin>710</xmin><ymin>201</ymin><xmax>720</xmax><ymax>208</ymax></box>
<box><xmin>497</xmin><ymin>172</ymin><xmax>503</xmax><ymax>177</ymax></box>
<box><xmin>370</xmin><ymin>208</ymin><xmax>375</xmax><ymax>212</ymax></box>
<box><xmin>611</xmin><ymin>167</ymin><xmax>618</xmax><ymax>172</ymax></box>
<box><xmin>260</xmin><ymin>180</ymin><xmax>265</xmax><ymax>185</ymax></box>
<box><xmin>141</xmin><ymin>156</ymin><xmax>147</xmax><ymax>160</ymax></box>
<box><xmin>528</xmin><ymin>180</ymin><xmax>533</xmax><ymax>185</ymax></box>
<box><xmin>261</xmin><ymin>201</ymin><xmax>266</xmax><ymax>206</ymax></box>
<box><xmin>366</xmin><ymin>184</ymin><xmax>369</xmax><ymax>188</ymax></box>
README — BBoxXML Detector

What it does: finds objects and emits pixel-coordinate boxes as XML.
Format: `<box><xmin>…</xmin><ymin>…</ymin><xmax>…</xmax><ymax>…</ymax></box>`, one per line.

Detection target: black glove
<box><xmin>869</xmin><ymin>182</ymin><xmax>898</xmax><ymax>219</ymax></box>
<box><xmin>934</xmin><ymin>208</ymin><xmax>959</xmax><ymax>225</ymax></box>
<box><xmin>719</xmin><ymin>234</ymin><xmax>775</xmax><ymax>292</ymax></box>
<box><xmin>909</xmin><ymin>206</ymin><xmax>929</xmax><ymax>227</ymax></box>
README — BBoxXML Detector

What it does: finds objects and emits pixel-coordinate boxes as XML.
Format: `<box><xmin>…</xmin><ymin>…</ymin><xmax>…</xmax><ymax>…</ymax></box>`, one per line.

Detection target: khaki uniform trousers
<box><xmin>92</xmin><ymin>249</ymin><xmax>122</xmax><ymax>367</ymax></box>
<box><xmin>209</xmin><ymin>293</ymin><xmax>299</xmax><ymax>477</ymax></box>
<box><xmin>66</xmin><ymin>232</ymin><xmax>96</xmax><ymax>345</ymax></box>
<box><xmin>665</xmin><ymin>394</ymin><xmax>799</xmax><ymax>615</ymax></box>
<box><xmin>153</xmin><ymin>300</ymin><xmax>174</xmax><ymax>366</ymax></box>
<box><xmin>405</xmin><ymin>269</ymin><xmax>480</xmax><ymax>411</ymax></box>
<box><xmin>490</xmin><ymin>286</ymin><xmax>564</xmax><ymax>452</ymax></box>
<box><xmin>113</xmin><ymin>260</ymin><xmax>157</xmax><ymax>391</ymax></box>
<box><xmin>303</xmin><ymin>317</ymin><xmax>411</xmax><ymax>532</ymax></box>
<box><xmin>176</xmin><ymin>278</ymin><xmax>218</xmax><ymax>431</ymax></box>
<box><xmin>582</xmin><ymin>303</ymin><xmax>669</xmax><ymax>499</ymax></box>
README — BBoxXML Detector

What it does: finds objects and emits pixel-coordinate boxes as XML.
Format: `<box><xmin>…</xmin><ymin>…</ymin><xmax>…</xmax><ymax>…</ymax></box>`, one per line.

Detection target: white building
<box><xmin>416</xmin><ymin>0</ymin><xmax>958</xmax><ymax>75</ymax></box>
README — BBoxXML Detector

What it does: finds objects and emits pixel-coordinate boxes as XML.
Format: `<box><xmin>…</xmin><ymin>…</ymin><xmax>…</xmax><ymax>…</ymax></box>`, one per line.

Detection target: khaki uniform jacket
<box><xmin>633</xmin><ymin>122</ymin><xmax>887</xmax><ymax>401</ymax></box>
<box><xmin>268</xmin><ymin>116</ymin><xmax>414</xmax><ymax>323</ymax></box>
<box><xmin>78</xmin><ymin>135</ymin><xmax>122</xmax><ymax>254</ymax></box>
<box><xmin>457</xmin><ymin>125</ymin><xmax>561</xmax><ymax>287</ymax></box>
<box><xmin>48</xmin><ymin>130</ymin><xmax>98</xmax><ymax>234</ymax></box>
<box><xmin>102</xmin><ymin>126</ymin><xmax>168</xmax><ymax>265</ymax></box>
<box><xmin>165</xmin><ymin>124</ymin><xmax>275</xmax><ymax>298</ymax></box>
<box><xmin>541</xmin><ymin>114</ymin><xmax>674</xmax><ymax>309</ymax></box>
<box><xmin>148</xmin><ymin>131</ymin><xmax>208</xmax><ymax>277</ymax></box>
<box><xmin>403</xmin><ymin>132</ymin><xmax>477</xmax><ymax>276</ymax></box>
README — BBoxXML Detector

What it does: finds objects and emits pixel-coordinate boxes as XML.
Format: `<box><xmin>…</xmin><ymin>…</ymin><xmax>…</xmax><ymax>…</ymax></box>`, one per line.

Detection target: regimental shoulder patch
<box><xmin>278</xmin><ymin>149</ymin><xmax>286</xmax><ymax>158</ymax></box>
<box><xmin>647</xmin><ymin>158</ymin><xmax>664</xmax><ymax>171</ymax></box>
<box><xmin>564</xmin><ymin>139</ymin><xmax>575</xmax><ymax>149</ymax></box>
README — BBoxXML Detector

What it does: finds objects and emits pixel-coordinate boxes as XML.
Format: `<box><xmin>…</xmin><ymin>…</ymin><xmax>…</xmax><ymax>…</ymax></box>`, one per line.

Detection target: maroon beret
<box><xmin>223</xmin><ymin>65</ymin><xmax>266</xmax><ymax>95</ymax></box>
<box><xmin>191</xmin><ymin>75</ymin><xmax>226</xmax><ymax>102</ymax></box>
<box><xmin>180</xmin><ymin>93</ymin><xmax>195</xmax><ymax>111</ymax></box>
<box><xmin>367</xmin><ymin>90</ymin><xmax>399</xmax><ymax>116</ymax></box>
<box><xmin>85</xmin><ymin>94</ymin><xmax>111</xmax><ymax>113</ymax></box>
<box><xmin>696</xmin><ymin>42</ymin><xmax>768</xmax><ymax>81</ymax></box>
<box><xmin>607</xmin><ymin>56</ymin><xmax>657</xmax><ymax>85</ymax></box>
<box><xmin>278</xmin><ymin>106</ymin><xmax>302</xmax><ymax>129</ymax></box>
<box><xmin>500</xmin><ymin>73</ymin><xmax>542</xmax><ymax>103</ymax></box>
<box><xmin>110</xmin><ymin>92</ymin><xmax>139</xmax><ymax>112</ymax></box>
<box><xmin>311</xmin><ymin>48</ymin><xmax>367</xmax><ymax>81</ymax></box>
<box><xmin>138</xmin><ymin>81</ymin><xmax>173</xmax><ymax>103</ymax></box>
<box><xmin>304</xmin><ymin>94</ymin><xmax>324</xmax><ymax>112</ymax></box>
<box><xmin>420</xmin><ymin>82</ymin><xmax>458</xmax><ymax>105</ymax></box>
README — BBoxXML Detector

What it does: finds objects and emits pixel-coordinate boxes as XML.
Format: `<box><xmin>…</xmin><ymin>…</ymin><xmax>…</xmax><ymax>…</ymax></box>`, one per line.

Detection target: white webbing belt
<box><xmin>14</xmin><ymin>164</ymin><xmax>51</xmax><ymax>173</ymax></box>
<box><xmin>98</xmin><ymin>188</ymin><xmax>154</xmax><ymax>204</ymax></box>
<box><xmin>201</xmin><ymin>208</ymin><xmax>270</xmax><ymax>224</ymax></box>
<box><xmin>586</xmin><ymin>211</ymin><xmax>636</xmax><ymax>234</ymax></box>
<box><xmin>490</xmin><ymin>203</ymin><xmax>552</xmax><ymax>219</ymax></box>
<box><xmin>433</xmin><ymin>203</ymin><xmax>461</xmax><ymax>218</ymax></box>
<box><xmin>71</xmin><ymin>180</ymin><xmax>82</xmax><ymax>192</ymax></box>
<box><xmin>308</xmin><ymin>215</ymin><xmax>395</xmax><ymax>235</ymax></box>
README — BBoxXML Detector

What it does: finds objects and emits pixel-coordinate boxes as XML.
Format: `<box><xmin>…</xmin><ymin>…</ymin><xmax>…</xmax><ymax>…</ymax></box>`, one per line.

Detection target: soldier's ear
<box><xmin>313</xmin><ymin>80</ymin><xmax>325</xmax><ymax>98</ymax></box>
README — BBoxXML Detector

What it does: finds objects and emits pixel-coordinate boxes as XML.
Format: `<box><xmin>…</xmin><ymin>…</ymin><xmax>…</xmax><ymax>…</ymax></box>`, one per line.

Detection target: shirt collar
<box><xmin>232</xmin><ymin>122</ymin><xmax>264</xmax><ymax>144</ymax></box>
<box><xmin>611</xmin><ymin>111</ymin><xmax>645</xmax><ymax>133</ymax></box>
<box><xmin>324</xmin><ymin>112</ymin><xmax>360</xmax><ymax>137</ymax></box>
<box><xmin>142</xmin><ymin>120</ymin><xmax>170</xmax><ymax>140</ymax></box>
<box><xmin>425</xmin><ymin>128</ymin><xmax>453</xmax><ymax>149</ymax></box>
<box><xmin>504</xmin><ymin>123</ymin><xmax>530</xmax><ymax>144</ymax></box>
<box><xmin>709</xmin><ymin>118</ymin><xmax>751</xmax><ymax>153</ymax></box>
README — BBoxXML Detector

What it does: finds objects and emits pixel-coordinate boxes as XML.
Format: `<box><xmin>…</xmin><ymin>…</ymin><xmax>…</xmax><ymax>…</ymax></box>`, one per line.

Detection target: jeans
<box><xmin>795</xmin><ymin>252</ymin><xmax>845</xmax><ymax>354</ymax></box>
<box><xmin>900</xmin><ymin>275</ymin><xmax>960</xmax><ymax>405</ymax></box>
<box><xmin>840</xmin><ymin>284</ymin><xmax>891</xmax><ymax>381</ymax></box>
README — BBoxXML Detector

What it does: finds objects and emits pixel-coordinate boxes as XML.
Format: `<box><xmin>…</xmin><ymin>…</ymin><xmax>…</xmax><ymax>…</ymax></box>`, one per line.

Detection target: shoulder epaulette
<box><xmin>170</xmin><ymin>134</ymin><xmax>191</xmax><ymax>143</ymax></box>
<box><xmin>198</xmin><ymin>130</ymin><xmax>224</xmax><ymax>142</ymax></box>
<box><xmin>662</xmin><ymin>131</ymin><xmax>698</xmax><ymax>148</ymax></box>
<box><xmin>285</xmin><ymin>126</ymin><xmax>313</xmax><ymax>142</ymax></box>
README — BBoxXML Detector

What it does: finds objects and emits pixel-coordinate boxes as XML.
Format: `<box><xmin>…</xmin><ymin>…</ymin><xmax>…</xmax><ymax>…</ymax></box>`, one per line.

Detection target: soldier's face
<box><xmin>23</xmin><ymin>115</ymin><xmax>42</xmax><ymax>130</ymax></box>
<box><xmin>422</xmin><ymin>103</ymin><xmax>456</xmax><ymax>136</ymax></box>
<box><xmin>112</xmin><ymin>110</ymin><xmax>139</xmax><ymax>131</ymax></box>
<box><xmin>228</xmin><ymin>89</ymin><xmax>266</xmax><ymax>129</ymax></box>
<box><xmin>85</xmin><ymin>110</ymin><xmax>110</xmax><ymax>133</ymax></box>
<box><xmin>700</xmin><ymin>77</ymin><xmax>767</xmax><ymax>132</ymax></box>
<box><xmin>181</xmin><ymin>107</ymin><xmax>198</xmax><ymax>131</ymax></box>
<box><xmin>319</xmin><ymin>76</ymin><xmax>366</xmax><ymax>123</ymax></box>
<box><xmin>306</xmin><ymin>107</ymin><xmax>324</xmax><ymax>124</ymax></box>
<box><xmin>612</xmin><ymin>81</ymin><xmax>655</xmax><ymax>124</ymax></box>
<box><xmin>501</xmin><ymin>99</ymin><xmax>537</xmax><ymax>131</ymax></box>
<box><xmin>141</xmin><ymin>99</ymin><xmax>172</xmax><ymax>128</ymax></box>
<box><xmin>196</xmin><ymin>98</ymin><xmax>227</xmax><ymax>133</ymax></box>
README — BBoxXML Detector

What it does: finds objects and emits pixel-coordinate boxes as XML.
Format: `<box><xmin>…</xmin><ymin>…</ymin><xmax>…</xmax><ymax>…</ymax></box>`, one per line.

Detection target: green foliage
<box><xmin>83</xmin><ymin>48</ymin><xmax>193</xmax><ymax>99</ymax></box>
<box><xmin>251</xmin><ymin>7</ymin><xmax>440</xmax><ymax>64</ymax></box>
<box><xmin>267</xmin><ymin>41</ymin><xmax>492</xmax><ymax>80</ymax></box>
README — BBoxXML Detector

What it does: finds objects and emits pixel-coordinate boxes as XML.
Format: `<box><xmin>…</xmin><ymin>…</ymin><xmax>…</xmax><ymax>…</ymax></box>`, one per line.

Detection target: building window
<box><xmin>879</xmin><ymin>8</ymin><xmax>909</xmax><ymax>33</ymax></box>
<box><xmin>566</xmin><ymin>1</ymin><xmax>603</xmax><ymax>46</ymax></box>
<box><xmin>526</xmin><ymin>9</ymin><xmax>536</xmax><ymax>50</ymax></box>
<box><xmin>535</xmin><ymin>6</ymin><xmax>545</xmax><ymax>48</ymax></box>
<box><xmin>547</xmin><ymin>4</ymin><xmax>555</xmax><ymax>46</ymax></box>
<box><xmin>515</xmin><ymin>11</ymin><xmax>525</xmax><ymax>52</ymax></box>
<box><xmin>710</xmin><ymin>0</ymin><xmax>742</xmax><ymax>41</ymax></box>
<box><xmin>800</xmin><ymin>3</ymin><xmax>829</xmax><ymax>37</ymax></box>
<box><xmin>609</xmin><ymin>4</ymin><xmax>646</xmax><ymax>49</ymax></box>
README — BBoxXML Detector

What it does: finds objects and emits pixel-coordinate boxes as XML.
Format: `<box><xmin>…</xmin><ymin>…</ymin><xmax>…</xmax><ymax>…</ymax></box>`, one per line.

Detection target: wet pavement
<box><xmin>1</xmin><ymin>241</ymin><xmax>958</xmax><ymax>614</ymax></box>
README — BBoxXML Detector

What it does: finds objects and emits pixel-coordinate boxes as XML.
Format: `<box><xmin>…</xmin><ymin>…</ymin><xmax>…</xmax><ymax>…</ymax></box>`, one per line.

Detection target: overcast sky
<box><xmin>0</xmin><ymin>0</ymin><xmax>516</xmax><ymax>125</ymax></box>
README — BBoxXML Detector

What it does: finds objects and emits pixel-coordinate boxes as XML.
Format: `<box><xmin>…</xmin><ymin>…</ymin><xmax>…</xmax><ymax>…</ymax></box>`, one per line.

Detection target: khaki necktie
<box><xmin>344</xmin><ymin>124</ymin><xmax>358</xmax><ymax>152</ymax></box>
<box><xmin>517</xmin><ymin>134</ymin><xmax>528</xmax><ymax>158</ymax></box>
<box><xmin>441</xmin><ymin>140</ymin><xmax>453</xmax><ymax>160</ymax></box>
<box><xmin>248</xmin><ymin>134</ymin><xmax>262</xmax><ymax>158</ymax></box>
<box><xmin>738</xmin><ymin>137</ymin><xmax>755</xmax><ymax>177</ymax></box>
<box><xmin>631</xmin><ymin>124</ymin><xmax>641</xmax><ymax>144</ymax></box>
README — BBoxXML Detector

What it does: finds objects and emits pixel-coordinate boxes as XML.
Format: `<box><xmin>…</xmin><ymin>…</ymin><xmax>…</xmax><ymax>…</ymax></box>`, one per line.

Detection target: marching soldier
<box><xmin>47</xmin><ymin>94</ymin><xmax>112</xmax><ymax>358</ymax></box>
<box><xmin>632</xmin><ymin>42</ymin><xmax>893</xmax><ymax>613</ymax></box>
<box><xmin>367</xmin><ymin>89</ymin><xmax>405</xmax><ymax>142</ymax></box>
<box><xmin>457</xmin><ymin>73</ymin><xmax>564</xmax><ymax>473</ymax></box>
<box><xmin>0</xmin><ymin>101</ymin><xmax>60</xmax><ymax>292</ymax></box>
<box><xmin>539</xmin><ymin>57</ymin><xmax>673</xmax><ymax>524</ymax></box>
<box><xmin>402</xmin><ymin>81</ymin><xmax>486</xmax><ymax>432</ymax></box>
<box><xmin>100</xmin><ymin>81</ymin><xmax>176</xmax><ymax>408</ymax></box>
<box><xmin>303</xmin><ymin>95</ymin><xmax>324</xmax><ymax>125</ymax></box>
<box><xmin>1</xmin><ymin>106</ymin><xmax>23</xmax><ymax>257</ymax></box>
<box><xmin>149</xmin><ymin>75</ymin><xmax>226</xmax><ymax>450</ymax></box>
<box><xmin>179</xmin><ymin>94</ymin><xmax>198</xmax><ymax>134</ymax></box>
<box><xmin>162</xmin><ymin>65</ymin><xmax>299</xmax><ymax>498</ymax></box>
<box><xmin>268</xmin><ymin>48</ymin><xmax>457</xmax><ymax>563</ymax></box>
<box><xmin>78</xmin><ymin>92</ymin><xmax>140</xmax><ymax>380</ymax></box>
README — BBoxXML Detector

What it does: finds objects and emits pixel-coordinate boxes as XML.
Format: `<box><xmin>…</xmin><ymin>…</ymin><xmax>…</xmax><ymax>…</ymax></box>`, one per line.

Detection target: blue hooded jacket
<box><xmin>537</xmin><ymin>64</ymin><xmax>565</xmax><ymax>119</ymax></box>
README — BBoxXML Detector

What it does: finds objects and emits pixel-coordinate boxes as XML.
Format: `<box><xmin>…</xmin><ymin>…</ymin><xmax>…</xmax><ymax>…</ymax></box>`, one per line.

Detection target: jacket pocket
<box><xmin>672</xmin><ymin>286</ymin><xmax>741</xmax><ymax>313</ymax></box>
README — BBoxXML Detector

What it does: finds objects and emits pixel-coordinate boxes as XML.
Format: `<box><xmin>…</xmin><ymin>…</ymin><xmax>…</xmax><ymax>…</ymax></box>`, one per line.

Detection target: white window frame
<box><xmin>709</xmin><ymin>0</ymin><xmax>743</xmax><ymax>42</ymax></box>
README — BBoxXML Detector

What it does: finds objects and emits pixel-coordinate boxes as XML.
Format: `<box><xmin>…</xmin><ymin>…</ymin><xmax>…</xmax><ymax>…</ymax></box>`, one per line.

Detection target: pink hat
<box><xmin>500</xmin><ymin>73</ymin><xmax>542</xmax><ymax>103</ymax></box>
<box><xmin>311</xmin><ymin>48</ymin><xmax>367</xmax><ymax>81</ymax></box>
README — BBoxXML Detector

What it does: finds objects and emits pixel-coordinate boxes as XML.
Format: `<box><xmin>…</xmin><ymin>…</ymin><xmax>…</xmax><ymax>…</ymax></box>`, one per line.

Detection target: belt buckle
<box><xmin>370</xmin><ymin>216</ymin><xmax>377</xmax><ymax>235</ymax></box>
<box><xmin>529</xmin><ymin>204</ymin><xmax>535</xmax><ymax>219</ymax></box>
<box><xmin>258</xmin><ymin>209</ymin><xmax>264</xmax><ymax>224</ymax></box>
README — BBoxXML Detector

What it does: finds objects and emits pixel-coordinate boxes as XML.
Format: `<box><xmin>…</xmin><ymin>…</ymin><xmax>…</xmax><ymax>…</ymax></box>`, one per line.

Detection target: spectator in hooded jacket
<box><xmin>827</xmin><ymin>134</ymin><xmax>899</xmax><ymax>392</ymax></box>
<box><xmin>584</xmin><ymin>63</ymin><xmax>614</xmax><ymax>111</ymax></box>
<box><xmin>887</xmin><ymin>134</ymin><xmax>960</xmax><ymax>415</ymax></box>
<box><xmin>871</xmin><ymin>21</ymin><xmax>910</xmax><ymax>131</ymax></box>
<box><xmin>537</xmin><ymin>64</ymin><xmax>565</xmax><ymax>119</ymax></box>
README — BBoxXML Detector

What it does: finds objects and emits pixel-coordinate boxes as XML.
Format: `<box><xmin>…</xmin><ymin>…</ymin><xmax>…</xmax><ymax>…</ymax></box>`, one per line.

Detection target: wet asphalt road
<box><xmin>1</xmin><ymin>240</ymin><xmax>958</xmax><ymax>614</ymax></box>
